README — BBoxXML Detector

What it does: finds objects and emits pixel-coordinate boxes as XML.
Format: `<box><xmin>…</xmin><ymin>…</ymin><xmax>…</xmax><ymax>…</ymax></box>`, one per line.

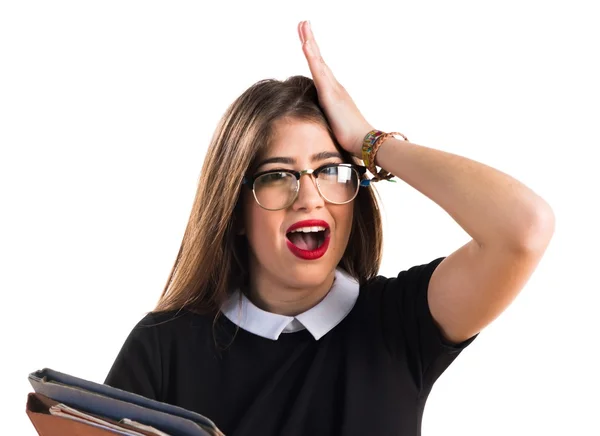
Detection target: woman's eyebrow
<box><xmin>256</xmin><ymin>151</ymin><xmax>343</xmax><ymax>168</ymax></box>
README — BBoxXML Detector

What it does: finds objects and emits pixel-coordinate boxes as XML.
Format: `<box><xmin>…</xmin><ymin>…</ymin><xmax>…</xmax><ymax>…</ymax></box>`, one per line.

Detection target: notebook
<box><xmin>26</xmin><ymin>368</ymin><xmax>224</xmax><ymax>436</ymax></box>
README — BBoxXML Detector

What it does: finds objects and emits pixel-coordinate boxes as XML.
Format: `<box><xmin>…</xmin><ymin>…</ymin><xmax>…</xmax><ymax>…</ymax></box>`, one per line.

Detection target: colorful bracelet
<box><xmin>362</xmin><ymin>129</ymin><xmax>408</xmax><ymax>181</ymax></box>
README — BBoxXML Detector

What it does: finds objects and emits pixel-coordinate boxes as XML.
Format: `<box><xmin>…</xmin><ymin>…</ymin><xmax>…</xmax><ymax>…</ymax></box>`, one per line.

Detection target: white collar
<box><xmin>220</xmin><ymin>268</ymin><xmax>360</xmax><ymax>341</ymax></box>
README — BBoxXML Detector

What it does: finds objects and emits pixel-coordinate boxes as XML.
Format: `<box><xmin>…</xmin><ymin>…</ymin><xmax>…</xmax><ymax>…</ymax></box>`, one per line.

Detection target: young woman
<box><xmin>104</xmin><ymin>21</ymin><xmax>555</xmax><ymax>435</ymax></box>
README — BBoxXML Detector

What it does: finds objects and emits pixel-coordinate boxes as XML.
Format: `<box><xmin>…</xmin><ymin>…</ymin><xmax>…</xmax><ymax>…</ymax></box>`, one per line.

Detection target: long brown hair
<box><xmin>153</xmin><ymin>75</ymin><xmax>384</xmax><ymax>315</ymax></box>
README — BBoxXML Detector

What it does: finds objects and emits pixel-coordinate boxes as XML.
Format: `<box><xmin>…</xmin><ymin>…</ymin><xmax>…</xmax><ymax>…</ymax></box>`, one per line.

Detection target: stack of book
<box><xmin>26</xmin><ymin>368</ymin><xmax>224</xmax><ymax>436</ymax></box>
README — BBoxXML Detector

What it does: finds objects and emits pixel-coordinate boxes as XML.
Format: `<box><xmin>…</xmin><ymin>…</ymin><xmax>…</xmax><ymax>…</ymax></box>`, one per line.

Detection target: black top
<box><xmin>104</xmin><ymin>257</ymin><xmax>478</xmax><ymax>436</ymax></box>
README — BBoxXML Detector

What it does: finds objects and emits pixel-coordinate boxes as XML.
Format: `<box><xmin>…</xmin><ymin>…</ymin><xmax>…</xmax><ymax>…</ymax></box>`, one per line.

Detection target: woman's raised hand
<box><xmin>297</xmin><ymin>21</ymin><xmax>374</xmax><ymax>158</ymax></box>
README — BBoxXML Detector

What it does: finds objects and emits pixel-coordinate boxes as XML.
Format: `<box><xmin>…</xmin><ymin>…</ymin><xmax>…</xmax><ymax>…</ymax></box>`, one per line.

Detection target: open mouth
<box><xmin>286</xmin><ymin>228</ymin><xmax>330</xmax><ymax>251</ymax></box>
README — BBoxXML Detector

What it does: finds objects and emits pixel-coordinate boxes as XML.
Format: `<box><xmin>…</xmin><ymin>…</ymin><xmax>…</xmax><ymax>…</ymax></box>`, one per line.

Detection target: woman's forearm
<box><xmin>370</xmin><ymin>137</ymin><xmax>555</xmax><ymax>251</ymax></box>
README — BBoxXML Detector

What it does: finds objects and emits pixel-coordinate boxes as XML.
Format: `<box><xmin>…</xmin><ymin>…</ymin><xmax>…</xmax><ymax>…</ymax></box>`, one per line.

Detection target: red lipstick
<box><xmin>285</xmin><ymin>219</ymin><xmax>331</xmax><ymax>260</ymax></box>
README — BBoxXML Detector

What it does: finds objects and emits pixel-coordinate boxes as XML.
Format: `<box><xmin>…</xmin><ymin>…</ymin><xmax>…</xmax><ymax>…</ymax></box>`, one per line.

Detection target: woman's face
<box><xmin>241</xmin><ymin>117</ymin><xmax>354</xmax><ymax>292</ymax></box>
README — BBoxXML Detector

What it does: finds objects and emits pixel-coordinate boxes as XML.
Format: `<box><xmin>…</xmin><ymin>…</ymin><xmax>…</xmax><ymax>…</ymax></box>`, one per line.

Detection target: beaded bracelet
<box><xmin>362</xmin><ymin>130</ymin><xmax>408</xmax><ymax>181</ymax></box>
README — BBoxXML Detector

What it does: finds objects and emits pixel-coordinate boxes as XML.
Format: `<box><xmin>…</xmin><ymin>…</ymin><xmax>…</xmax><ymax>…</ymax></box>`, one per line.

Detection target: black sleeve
<box><xmin>382</xmin><ymin>256</ymin><xmax>479</xmax><ymax>394</ymax></box>
<box><xmin>103</xmin><ymin>313</ymin><xmax>162</xmax><ymax>400</ymax></box>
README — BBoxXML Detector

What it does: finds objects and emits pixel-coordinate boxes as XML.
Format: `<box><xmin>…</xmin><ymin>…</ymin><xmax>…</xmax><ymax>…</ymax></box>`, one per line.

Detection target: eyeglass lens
<box><xmin>253</xmin><ymin>165</ymin><xmax>359</xmax><ymax>210</ymax></box>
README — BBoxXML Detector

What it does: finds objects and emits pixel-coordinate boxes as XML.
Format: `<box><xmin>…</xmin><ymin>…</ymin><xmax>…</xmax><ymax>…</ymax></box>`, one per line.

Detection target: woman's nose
<box><xmin>292</xmin><ymin>174</ymin><xmax>324</xmax><ymax>211</ymax></box>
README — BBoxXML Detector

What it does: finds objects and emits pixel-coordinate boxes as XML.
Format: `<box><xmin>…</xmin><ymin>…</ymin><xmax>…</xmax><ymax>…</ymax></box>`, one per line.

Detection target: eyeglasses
<box><xmin>242</xmin><ymin>163</ymin><xmax>371</xmax><ymax>211</ymax></box>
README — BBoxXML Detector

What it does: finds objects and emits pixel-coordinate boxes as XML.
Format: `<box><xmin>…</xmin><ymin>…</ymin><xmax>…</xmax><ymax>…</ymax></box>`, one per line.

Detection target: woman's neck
<box><xmin>246</xmin><ymin>268</ymin><xmax>336</xmax><ymax>316</ymax></box>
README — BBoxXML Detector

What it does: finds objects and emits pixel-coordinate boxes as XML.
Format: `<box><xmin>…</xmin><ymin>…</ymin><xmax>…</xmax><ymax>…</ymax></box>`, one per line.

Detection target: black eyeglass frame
<box><xmin>241</xmin><ymin>163</ymin><xmax>371</xmax><ymax>210</ymax></box>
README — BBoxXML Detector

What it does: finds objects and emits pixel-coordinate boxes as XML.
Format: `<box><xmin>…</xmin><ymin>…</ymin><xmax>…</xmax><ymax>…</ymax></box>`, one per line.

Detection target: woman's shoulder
<box><xmin>356</xmin><ymin>256</ymin><xmax>447</xmax><ymax>308</ymax></box>
<box><xmin>132</xmin><ymin>308</ymin><xmax>218</xmax><ymax>337</ymax></box>
<box><xmin>361</xmin><ymin>256</ymin><xmax>447</xmax><ymax>290</ymax></box>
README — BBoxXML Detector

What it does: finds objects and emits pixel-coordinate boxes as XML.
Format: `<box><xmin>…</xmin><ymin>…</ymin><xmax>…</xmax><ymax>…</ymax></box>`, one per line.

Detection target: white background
<box><xmin>1</xmin><ymin>1</ymin><xmax>598</xmax><ymax>434</ymax></box>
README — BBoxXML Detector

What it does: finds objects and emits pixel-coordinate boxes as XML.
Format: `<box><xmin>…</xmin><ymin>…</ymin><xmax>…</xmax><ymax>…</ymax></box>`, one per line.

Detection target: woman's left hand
<box><xmin>297</xmin><ymin>21</ymin><xmax>374</xmax><ymax>158</ymax></box>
